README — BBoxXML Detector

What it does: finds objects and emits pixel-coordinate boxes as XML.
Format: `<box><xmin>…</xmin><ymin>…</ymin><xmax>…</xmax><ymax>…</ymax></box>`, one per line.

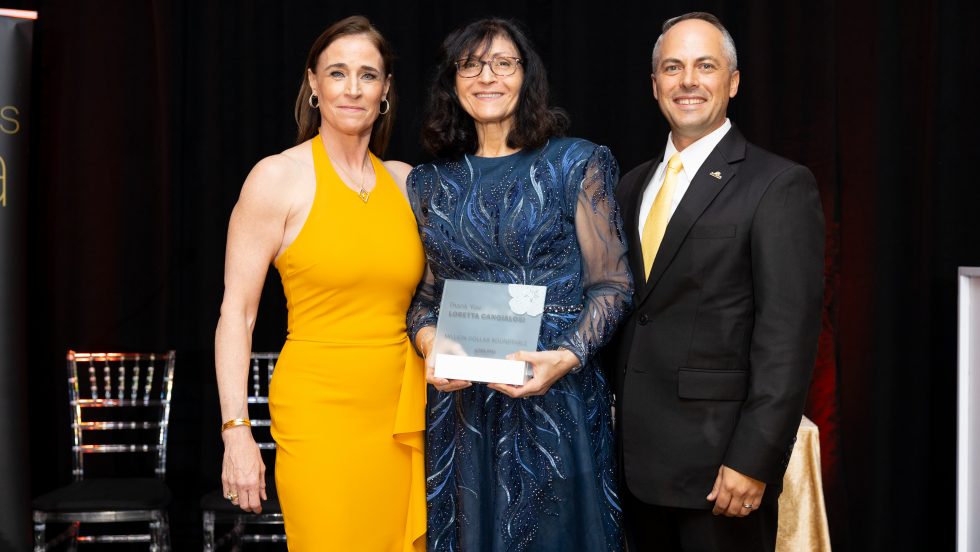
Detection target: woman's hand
<box><xmin>417</xmin><ymin>326</ymin><xmax>472</xmax><ymax>393</ymax></box>
<box><xmin>487</xmin><ymin>349</ymin><xmax>579</xmax><ymax>398</ymax></box>
<box><xmin>221</xmin><ymin>427</ymin><xmax>267</xmax><ymax>513</ymax></box>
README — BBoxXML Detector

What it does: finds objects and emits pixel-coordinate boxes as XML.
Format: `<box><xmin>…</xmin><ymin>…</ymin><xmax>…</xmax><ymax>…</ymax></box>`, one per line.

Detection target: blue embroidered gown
<box><xmin>407</xmin><ymin>137</ymin><xmax>632</xmax><ymax>551</ymax></box>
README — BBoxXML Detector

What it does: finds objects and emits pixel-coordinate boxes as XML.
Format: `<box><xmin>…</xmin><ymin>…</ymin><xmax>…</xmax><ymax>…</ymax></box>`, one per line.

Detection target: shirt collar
<box><xmin>663</xmin><ymin>118</ymin><xmax>732</xmax><ymax>180</ymax></box>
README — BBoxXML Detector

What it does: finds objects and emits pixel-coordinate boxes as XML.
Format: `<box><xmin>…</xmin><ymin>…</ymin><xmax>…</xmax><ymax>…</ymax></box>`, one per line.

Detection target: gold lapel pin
<box><xmin>709</xmin><ymin>171</ymin><xmax>722</xmax><ymax>180</ymax></box>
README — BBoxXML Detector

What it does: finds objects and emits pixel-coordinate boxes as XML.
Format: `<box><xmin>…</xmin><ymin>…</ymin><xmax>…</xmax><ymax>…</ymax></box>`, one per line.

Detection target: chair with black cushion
<box><xmin>33</xmin><ymin>350</ymin><xmax>176</xmax><ymax>551</ymax></box>
<box><xmin>202</xmin><ymin>352</ymin><xmax>285</xmax><ymax>550</ymax></box>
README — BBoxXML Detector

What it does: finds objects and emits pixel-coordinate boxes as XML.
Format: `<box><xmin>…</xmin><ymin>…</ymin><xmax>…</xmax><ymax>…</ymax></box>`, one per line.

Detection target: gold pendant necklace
<box><xmin>333</xmin><ymin>155</ymin><xmax>372</xmax><ymax>203</ymax></box>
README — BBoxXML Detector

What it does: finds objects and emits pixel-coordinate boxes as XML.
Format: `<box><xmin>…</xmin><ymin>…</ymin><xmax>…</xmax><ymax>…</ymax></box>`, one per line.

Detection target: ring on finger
<box><xmin>742</xmin><ymin>503</ymin><xmax>754</xmax><ymax>510</ymax></box>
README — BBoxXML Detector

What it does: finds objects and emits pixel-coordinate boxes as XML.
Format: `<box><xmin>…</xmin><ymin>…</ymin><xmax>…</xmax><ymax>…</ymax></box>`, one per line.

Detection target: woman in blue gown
<box><xmin>407</xmin><ymin>18</ymin><xmax>632</xmax><ymax>551</ymax></box>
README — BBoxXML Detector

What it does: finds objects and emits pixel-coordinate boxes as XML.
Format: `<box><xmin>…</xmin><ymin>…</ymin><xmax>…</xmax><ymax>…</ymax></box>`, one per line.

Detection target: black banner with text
<box><xmin>0</xmin><ymin>10</ymin><xmax>34</xmax><ymax>551</ymax></box>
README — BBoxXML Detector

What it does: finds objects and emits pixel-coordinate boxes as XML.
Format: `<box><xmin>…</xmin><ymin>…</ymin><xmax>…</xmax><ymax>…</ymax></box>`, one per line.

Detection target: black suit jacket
<box><xmin>612</xmin><ymin>125</ymin><xmax>824</xmax><ymax>509</ymax></box>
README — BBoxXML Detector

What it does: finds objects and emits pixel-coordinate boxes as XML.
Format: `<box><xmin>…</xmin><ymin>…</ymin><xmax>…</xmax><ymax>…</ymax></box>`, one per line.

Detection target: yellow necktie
<box><xmin>641</xmin><ymin>152</ymin><xmax>683</xmax><ymax>278</ymax></box>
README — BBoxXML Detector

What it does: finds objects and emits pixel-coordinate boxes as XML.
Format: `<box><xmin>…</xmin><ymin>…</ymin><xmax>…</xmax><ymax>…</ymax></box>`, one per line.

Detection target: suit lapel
<box><xmin>635</xmin><ymin>127</ymin><xmax>747</xmax><ymax>307</ymax></box>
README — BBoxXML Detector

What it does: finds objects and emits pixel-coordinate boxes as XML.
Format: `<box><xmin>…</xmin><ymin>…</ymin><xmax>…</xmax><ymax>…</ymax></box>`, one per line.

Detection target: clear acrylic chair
<box><xmin>201</xmin><ymin>352</ymin><xmax>285</xmax><ymax>550</ymax></box>
<box><xmin>32</xmin><ymin>350</ymin><xmax>176</xmax><ymax>551</ymax></box>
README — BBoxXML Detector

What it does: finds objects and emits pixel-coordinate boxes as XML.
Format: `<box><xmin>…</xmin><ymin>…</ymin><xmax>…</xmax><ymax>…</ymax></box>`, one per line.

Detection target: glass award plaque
<box><xmin>433</xmin><ymin>279</ymin><xmax>546</xmax><ymax>385</ymax></box>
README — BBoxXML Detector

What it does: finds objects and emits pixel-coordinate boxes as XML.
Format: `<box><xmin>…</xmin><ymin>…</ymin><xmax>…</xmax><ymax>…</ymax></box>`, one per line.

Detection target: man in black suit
<box><xmin>613</xmin><ymin>12</ymin><xmax>824</xmax><ymax>551</ymax></box>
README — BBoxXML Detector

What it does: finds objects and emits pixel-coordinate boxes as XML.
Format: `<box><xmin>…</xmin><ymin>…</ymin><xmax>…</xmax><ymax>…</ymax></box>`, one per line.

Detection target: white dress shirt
<box><xmin>638</xmin><ymin>119</ymin><xmax>733</xmax><ymax>234</ymax></box>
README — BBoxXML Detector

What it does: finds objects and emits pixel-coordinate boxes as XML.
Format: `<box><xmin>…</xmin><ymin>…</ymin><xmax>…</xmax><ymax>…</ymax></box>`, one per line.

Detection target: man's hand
<box><xmin>706</xmin><ymin>464</ymin><xmax>766</xmax><ymax>517</ymax></box>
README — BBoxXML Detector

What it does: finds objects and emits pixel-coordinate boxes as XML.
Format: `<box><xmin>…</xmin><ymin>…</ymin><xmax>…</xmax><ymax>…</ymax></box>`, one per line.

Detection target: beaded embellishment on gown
<box><xmin>407</xmin><ymin>137</ymin><xmax>632</xmax><ymax>551</ymax></box>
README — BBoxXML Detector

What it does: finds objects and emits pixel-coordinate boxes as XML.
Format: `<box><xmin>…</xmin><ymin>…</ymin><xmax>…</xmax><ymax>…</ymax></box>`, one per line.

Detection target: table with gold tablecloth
<box><xmin>776</xmin><ymin>416</ymin><xmax>832</xmax><ymax>551</ymax></box>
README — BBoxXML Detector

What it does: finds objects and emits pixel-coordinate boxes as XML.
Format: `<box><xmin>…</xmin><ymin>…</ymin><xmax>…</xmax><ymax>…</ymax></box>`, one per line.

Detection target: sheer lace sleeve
<box><xmin>560</xmin><ymin>145</ymin><xmax>633</xmax><ymax>368</ymax></box>
<box><xmin>406</xmin><ymin>165</ymin><xmax>440</xmax><ymax>349</ymax></box>
<box><xmin>407</xmin><ymin>263</ymin><xmax>439</xmax><ymax>349</ymax></box>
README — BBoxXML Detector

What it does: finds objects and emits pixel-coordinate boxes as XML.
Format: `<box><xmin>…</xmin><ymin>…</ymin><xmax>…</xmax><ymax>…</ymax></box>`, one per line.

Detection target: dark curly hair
<box><xmin>420</xmin><ymin>18</ymin><xmax>568</xmax><ymax>159</ymax></box>
<box><xmin>294</xmin><ymin>16</ymin><xmax>396</xmax><ymax>156</ymax></box>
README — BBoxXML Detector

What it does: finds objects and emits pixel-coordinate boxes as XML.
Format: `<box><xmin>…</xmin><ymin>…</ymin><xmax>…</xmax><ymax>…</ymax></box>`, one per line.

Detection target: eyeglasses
<box><xmin>455</xmin><ymin>56</ymin><xmax>522</xmax><ymax>78</ymax></box>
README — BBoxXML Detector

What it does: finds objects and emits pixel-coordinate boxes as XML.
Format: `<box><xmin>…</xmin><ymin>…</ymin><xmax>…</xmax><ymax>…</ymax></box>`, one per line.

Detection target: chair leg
<box><xmin>202</xmin><ymin>510</ymin><xmax>215</xmax><ymax>552</ymax></box>
<box><xmin>231</xmin><ymin>517</ymin><xmax>245</xmax><ymax>552</ymax></box>
<box><xmin>149</xmin><ymin>515</ymin><xmax>161</xmax><ymax>552</ymax></box>
<box><xmin>67</xmin><ymin>522</ymin><xmax>79</xmax><ymax>552</ymax></box>
<box><xmin>160</xmin><ymin>512</ymin><xmax>172</xmax><ymax>552</ymax></box>
<box><xmin>35</xmin><ymin>517</ymin><xmax>78</xmax><ymax>552</ymax></box>
<box><xmin>32</xmin><ymin>512</ymin><xmax>45</xmax><ymax>552</ymax></box>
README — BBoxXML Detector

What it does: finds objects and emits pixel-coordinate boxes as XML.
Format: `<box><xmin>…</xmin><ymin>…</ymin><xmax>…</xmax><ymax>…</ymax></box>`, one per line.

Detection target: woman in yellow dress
<box><xmin>213</xmin><ymin>16</ymin><xmax>426</xmax><ymax>551</ymax></box>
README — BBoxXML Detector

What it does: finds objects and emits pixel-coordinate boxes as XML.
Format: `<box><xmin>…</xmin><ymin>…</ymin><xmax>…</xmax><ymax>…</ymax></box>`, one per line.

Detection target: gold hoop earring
<box><xmin>309</xmin><ymin>93</ymin><xmax>319</xmax><ymax>109</ymax></box>
<box><xmin>379</xmin><ymin>98</ymin><xmax>390</xmax><ymax>115</ymax></box>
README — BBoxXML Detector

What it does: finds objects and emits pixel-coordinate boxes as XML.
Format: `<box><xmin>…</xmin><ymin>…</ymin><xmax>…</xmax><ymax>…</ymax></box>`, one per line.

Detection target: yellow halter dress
<box><xmin>269</xmin><ymin>135</ymin><xmax>426</xmax><ymax>551</ymax></box>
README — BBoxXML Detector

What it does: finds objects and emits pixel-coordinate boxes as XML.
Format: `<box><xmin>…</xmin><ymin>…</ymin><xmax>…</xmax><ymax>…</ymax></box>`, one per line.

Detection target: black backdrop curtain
<box><xmin>5</xmin><ymin>0</ymin><xmax>978</xmax><ymax>549</ymax></box>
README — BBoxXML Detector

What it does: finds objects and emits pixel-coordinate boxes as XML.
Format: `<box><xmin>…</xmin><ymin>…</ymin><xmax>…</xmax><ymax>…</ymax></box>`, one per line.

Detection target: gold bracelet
<box><xmin>221</xmin><ymin>418</ymin><xmax>251</xmax><ymax>432</ymax></box>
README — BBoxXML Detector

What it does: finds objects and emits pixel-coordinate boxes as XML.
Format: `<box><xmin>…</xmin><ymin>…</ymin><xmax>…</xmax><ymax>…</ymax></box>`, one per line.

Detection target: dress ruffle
<box><xmin>392</xmin><ymin>338</ymin><xmax>427</xmax><ymax>551</ymax></box>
